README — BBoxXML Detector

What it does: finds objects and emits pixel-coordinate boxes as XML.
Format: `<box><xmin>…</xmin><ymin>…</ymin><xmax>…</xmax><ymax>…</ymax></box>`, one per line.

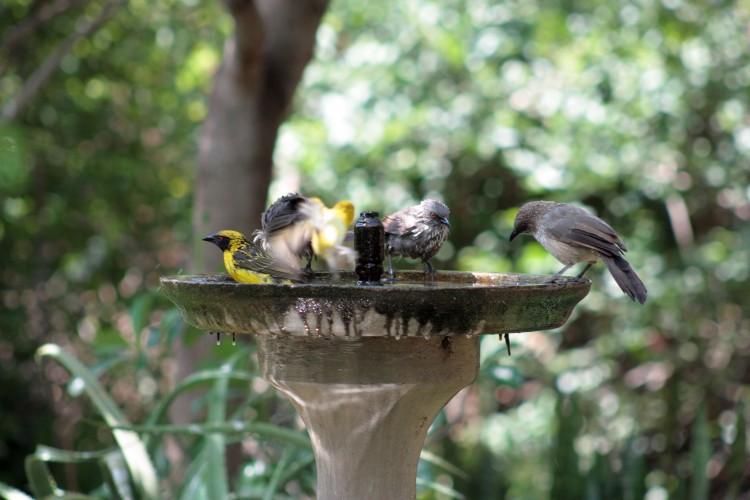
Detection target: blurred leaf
<box><xmin>622</xmin><ymin>439</ymin><xmax>646</xmax><ymax>500</ymax></box>
<box><xmin>200</xmin><ymin>352</ymin><xmax>242</xmax><ymax>500</ymax></box>
<box><xmin>0</xmin><ymin>481</ymin><xmax>35</xmax><ymax>500</ymax></box>
<box><xmin>32</xmin><ymin>445</ymin><xmax>112</xmax><ymax>463</ymax></box>
<box><xmin>420</xmin><ymin>450</ymin><xmax>469</xmax><ymax>481</ymax></box>
<box><xmin>262</xmin><ymin>447</ymin><xmax>295</xmax><ymax>500</ymax></box>
<box><xmin>115</xmin><ymin>421</ymin><xmax>311</xmax><ymax>449</ymax></box>
<box><xmin>129</xmin><ymin>293</ymin><xmax>154</xmax><ymax>346</ymax></box>
<box><xmin>416</xmin><ymin>476</ymin><xmax>466</xmax><ymax>499</ymax></box>
<box><xmin>550</xmin><ymin>394</ymin><xmax>584</xmax><ymax>498</ymax></box>
<box><xmin>181</xmin><ymin>350</ymin><xmax>250</xmax><ymax>500</ymax></box>
<box><xmin>725</xmin><ymin>404</ymin><xmax>746</xmax><ymax>500</ymax></box>
<box><xmin>585</xmin><ymin>453</ymin><xmax>620</xmax><ymax>500</ymax></box>
<box><xmin>35</xmin><ymin>344</ymin><xmax>159</xmax><ymax>499</ymax></box>
<box><xmin>155</xmin><ymin>308</ymin><xmax>184</xmax><ymax>346</ymax></box>
<box><xmin>23</xmin><ymin>457</ymin><xmax>60</xmax><ymax>499</ymax></box>
<box><xmin>488</xmin><ymin>364</ymin><xmax>524</xmax><ymax>388</ymax></box>
<box><xmin>178</xmin><ymin>448</ymin><xmax>210</xmax><ymax>500</ymax></box>
<box><xmin>689</xmin><ymin>405</ymin><xmax>710</xmax><ymax>500</ymax></box>
<box><xmin>100</xmin><ymin>451</ymin><xmax>135</xmax><ymax>500</ymax></box>
<box><xmin>0</xmin><ymin>125</ymin><xmax>29</xmax><ymax>196</ymax></box>
<box><xmin>142</xmin><ymin>364</ymin><xmax>255</xmax><ymax>450</ymax></box>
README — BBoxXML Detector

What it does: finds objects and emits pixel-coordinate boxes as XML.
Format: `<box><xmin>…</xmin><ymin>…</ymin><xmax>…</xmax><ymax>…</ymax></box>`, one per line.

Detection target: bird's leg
<box><xmin>302</xmin><ymin>246</ymin><xmax>315</xmax><ymax>277</ymax></box>
<box><xmin>576</xmin><ymin>262</ymin><xmax>594</xmax><ymax>278</ymax></box>
<box><xmin>423</xmin><ymin>260</ymin><xmax>436</xmax><ymax>281</ymax></box>
<box><xmin>544</xmin><ymin>263</ymin><xmax>574</xmax><ymax>283</ymax></box>
<box><xmin>387</xmin><ymin>255</ymin><xmax>395</xmax><ymax>280</ymax></box>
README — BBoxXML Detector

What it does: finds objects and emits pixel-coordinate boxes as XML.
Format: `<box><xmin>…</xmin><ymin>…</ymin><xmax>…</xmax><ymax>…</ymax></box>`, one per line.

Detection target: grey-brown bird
<box><xmin>509</xmin><ymin>201</ymin><xmax>647</xmax><ymax>304</ymax></box>
<box><xmin>383</xmin><ymin>199</ymin><xmax>451</xmax><ymax>279</ymax></box>
<box><xmin>252</xmin><ymin>193</ymin><xmax>315</xmax><ymax>271</ymax></box>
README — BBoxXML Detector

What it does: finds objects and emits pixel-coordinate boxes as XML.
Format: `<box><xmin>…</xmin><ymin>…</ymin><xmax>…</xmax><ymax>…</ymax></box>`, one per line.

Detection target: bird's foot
<box><xmin>545</xmin><ymin>274</ymin><xmax>588</xmax><ymax>284</ymax></box>
<box><xmin>423</xmin><ymin>271</ymin><xmax>437</xmax><ymax>286</ymax></box>
<box><xmin>422</xmin><ymin>262</ymin><xmax>437</xmax><ymax>283</ymax></box>
<box><xmin>546</xmin><ymin>264</ymin><xmax>574</xmax><ymax>283</ymax></box>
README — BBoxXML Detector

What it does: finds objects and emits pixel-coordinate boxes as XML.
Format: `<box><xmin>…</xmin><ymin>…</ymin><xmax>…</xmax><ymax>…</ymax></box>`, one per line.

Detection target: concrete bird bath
<box><xmin>160</xmin><ymin>214</ymin><xmax>590</xmax><ymax>499</ymax></box>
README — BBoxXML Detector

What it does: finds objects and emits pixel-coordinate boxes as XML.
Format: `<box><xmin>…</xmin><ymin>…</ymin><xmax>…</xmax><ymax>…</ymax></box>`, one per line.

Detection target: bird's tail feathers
<box><xmin>602</xmin><ymin>255</ymin><xmax>648</xmax><ymax>304</ymax></box>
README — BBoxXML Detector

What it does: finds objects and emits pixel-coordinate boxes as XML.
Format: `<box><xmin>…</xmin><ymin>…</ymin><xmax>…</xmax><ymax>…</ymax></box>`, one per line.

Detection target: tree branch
<box><xmin>256</xmin><ymin>0</ymin><xmax>329</xmax><ymax>116</ymax></box>
<box><xmin>222</xmin><ymin>0</ymin><xmax>264</xmax><ymax>85</ymax></box>
<box><xmin>0</xmin><ymin>0</ymin><xmax>93</xmax><ymax>56</ymax></box>
<box><xmin>1</xmin><ymin>0</ymin><xmax>128</xmax><ymax>122</ymax></box>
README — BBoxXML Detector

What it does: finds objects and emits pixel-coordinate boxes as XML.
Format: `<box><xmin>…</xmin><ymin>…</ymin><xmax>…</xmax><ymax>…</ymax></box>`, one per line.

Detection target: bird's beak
<box><xmin>202</xmin><ymin>235</ymin><xmax>216</xmax><ymax>243</ymax></box>
<box><xmin>441</xmin><ymin>217</ymin><xmax>451</xmax><ymax>228</ymax></box>
<box><xmin>509</xmin><ymin>229</ymin><xmax>519</xmax><ymax>241</ymax></box>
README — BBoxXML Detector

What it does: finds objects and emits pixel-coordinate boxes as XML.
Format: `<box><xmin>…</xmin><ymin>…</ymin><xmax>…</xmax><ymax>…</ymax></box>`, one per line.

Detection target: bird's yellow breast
<box><xmin>223</xmin><ymin>250</ymin><xmax>273</xmax><ymax>284</ymax></box>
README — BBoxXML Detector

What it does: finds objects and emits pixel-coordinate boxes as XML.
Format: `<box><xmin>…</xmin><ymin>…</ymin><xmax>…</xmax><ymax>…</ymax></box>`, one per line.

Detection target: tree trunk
<box><xmin>193</xmin><ymin>0</ymin><xmax>330</xmax><ymax>266</ymax></box>
<box><xmin>172</xmin><ymin>0</ymin><xmax>330</xmax><ymax>479</ymax></box>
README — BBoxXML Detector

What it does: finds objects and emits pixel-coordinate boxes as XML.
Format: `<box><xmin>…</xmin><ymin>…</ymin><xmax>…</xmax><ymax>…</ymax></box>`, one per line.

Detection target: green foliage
<box><xmin>689</xmin><ymin>405</ymin><xmax>710</xmax><ymax>500</ymax></box>
<box><xmin>0</xmin><ymin>0</ymin><xmax>216</xmax><ymax>485</ymax></box>
<box><xmin>283</xmin><ymin>0</ymin><xmax>750</xmax><ymax>496</ymax></box>
<box><xmin>21</xmin><ymin>342</ymin><xmax>316</xmax><ymax>499</ymax></box>
<box><xmin>550</xmin><ymin>395</ymin><xmax>585</xmax><ymax>498</ymax></box>
<box><xmin>3</xmin><ymin>0</ymin><xmax>750</xmax><ymax>496</ymax></box>
<box><xmin>36</xmin><ymin>344</ymin><xmax>159</xmax><ymax>498</ymax></box>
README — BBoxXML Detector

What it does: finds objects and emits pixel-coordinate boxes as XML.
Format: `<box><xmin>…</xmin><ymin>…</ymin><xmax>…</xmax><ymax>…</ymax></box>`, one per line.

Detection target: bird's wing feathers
<box><xmin>383</xmin><ymin>213</ymin><xmax>420</xmax><ymax>236</ymax></box>
<box><xmin>262</xmin><ymin>194</ymin><xmax>308</xmax><ymax>235</ymax></box>
<box><xmin>250</xmin><ymin>228</ymin><xmax>269</xmax><ymax>249</ymax></box>
<box><xmin>544</xmin><ymin>206</ymin><xmax>626</xmax><ymax>257</ymax></box>
<box><xmin>233</xmin><ymin>245</ymin><xmax>301</xmax><ymax>282</ymax></box>
<box><xmin>268</xmin><ymin>223</ymin><xmax>314</xmax><ymax>265</ymax></box>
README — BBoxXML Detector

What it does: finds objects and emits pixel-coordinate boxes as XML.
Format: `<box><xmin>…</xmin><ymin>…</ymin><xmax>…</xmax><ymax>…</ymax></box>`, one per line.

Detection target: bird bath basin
<box><xmin>160</xmin><ymin>270</ymin><xmax>589</xmax><ymax>499</ymax></box>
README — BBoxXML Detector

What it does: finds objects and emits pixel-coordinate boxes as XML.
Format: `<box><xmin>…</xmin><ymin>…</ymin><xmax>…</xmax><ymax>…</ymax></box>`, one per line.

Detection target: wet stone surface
<box><xmin>160</xmin><ymin>271</ymin><xmax>590</xmax><ymax>339</ymax></box>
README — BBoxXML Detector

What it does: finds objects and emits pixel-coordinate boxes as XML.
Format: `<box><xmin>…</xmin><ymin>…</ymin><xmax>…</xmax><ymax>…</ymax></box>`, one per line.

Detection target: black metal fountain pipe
<box><xmin>354</xmin><ymin>211</ymin><xmax>384</xmax><ymax>286</ymax></box>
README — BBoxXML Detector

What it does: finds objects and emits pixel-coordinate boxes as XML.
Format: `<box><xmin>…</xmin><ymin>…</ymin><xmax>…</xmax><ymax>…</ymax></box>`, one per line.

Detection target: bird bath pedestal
<box><xmin>161</xmin><ymin>270</ymin><xmax>589</xmax><ymax>499</ymax></box>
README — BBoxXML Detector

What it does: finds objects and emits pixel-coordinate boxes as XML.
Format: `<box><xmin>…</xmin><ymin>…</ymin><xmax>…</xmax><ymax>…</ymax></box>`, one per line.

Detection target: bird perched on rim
<box><xmin>252</xmin><ymin>193</ymin><xmax>314</xmax><ymax>272</ymax></box>
<box><xmin>267</xmin><ymin>197</ymin><xmax>356</xmax><ymax>272</ymax></box>
<box><xmin>509</xmin><ymin>201</ymin><xmax>647</xmax><ymax>304</ymax></box>
<box><xmin>383</xmin><ymin>199</ymin><xmax>451</xmax><ymax>279</ymax></box>
<box><xmin>202</xmin><ymin>230</ymin><xmax>302</xmax><ymax>284</ymax></box>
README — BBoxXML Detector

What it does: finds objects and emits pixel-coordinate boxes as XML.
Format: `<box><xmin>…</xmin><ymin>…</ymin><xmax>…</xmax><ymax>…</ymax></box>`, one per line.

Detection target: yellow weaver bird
<box><xmin>202</xmin><ymin>230</ymin><xmax>302</xmax><ymax>284</ymax></box>
<box><xmin>266</xmin><ymin>198</ymin><xmax>356</xmax><ymax>271</ymax></box>
<box><xmin>305</xmin><ymin>198</ymin><xmax>355</xmax><ymax>259</ymax></box>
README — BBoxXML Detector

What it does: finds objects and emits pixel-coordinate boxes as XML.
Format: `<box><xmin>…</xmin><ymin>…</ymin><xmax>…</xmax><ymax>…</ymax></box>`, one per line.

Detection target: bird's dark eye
<box><xmin>216</xmin><ymin>236</ymin><xmax>224</xmax><ymax>242</ymax></box>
